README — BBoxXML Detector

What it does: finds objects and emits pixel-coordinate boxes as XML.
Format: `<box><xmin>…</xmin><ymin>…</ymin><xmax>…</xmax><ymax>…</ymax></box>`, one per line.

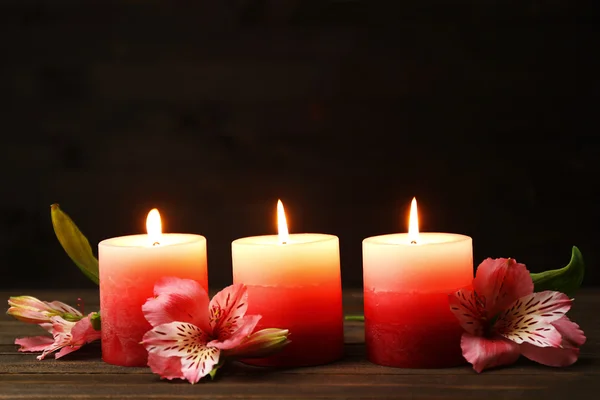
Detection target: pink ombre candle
<box><xmin>362</xmin><ymin>198</ymin><xmax>473</xmax><ymax>368</ymax></box>
<box><xmin>99</xmin><ymin>209</ymin><xmax>208</xmax><ymax>367</ymax></box>
<box><xmin>231</xmin><ymin>200</ymin><xmax>343</xmax><ymax>367</ymax></box>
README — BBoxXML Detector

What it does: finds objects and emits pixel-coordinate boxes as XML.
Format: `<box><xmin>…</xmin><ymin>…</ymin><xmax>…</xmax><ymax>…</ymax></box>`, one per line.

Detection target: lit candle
<box><xmin>362</xmin><ymin>198</ymin><xmax>473</xmax><ymax>368</ymax></box>
<box><xmin>231</xmin><ymin>200</ymin><xmax>344</xmax><ymax>367</ymax></box>
<box><xmin>98</xmin><ymin>209</ymin><xmax>208</xmax><ymax>367</ymax></box>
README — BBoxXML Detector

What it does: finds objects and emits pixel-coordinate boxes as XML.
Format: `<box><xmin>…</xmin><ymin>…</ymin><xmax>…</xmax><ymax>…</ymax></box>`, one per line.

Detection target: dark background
<box><xmin>1</xmin><ymin>0</ymin><xmax>597</xmax><ymax>291</ymax></box>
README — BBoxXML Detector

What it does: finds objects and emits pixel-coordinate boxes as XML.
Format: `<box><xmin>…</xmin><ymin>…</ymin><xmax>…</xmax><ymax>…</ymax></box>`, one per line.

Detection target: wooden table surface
<box><xmin>0</xmin><ymin>288</ymin><xmax>598</xmax><ymax>399</ymax></box>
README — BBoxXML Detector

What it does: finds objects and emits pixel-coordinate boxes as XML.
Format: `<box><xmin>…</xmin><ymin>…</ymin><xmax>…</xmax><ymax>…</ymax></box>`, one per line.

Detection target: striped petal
<box><xmin>473</xmin><ymin>258</ymin><xmax>534</xmax><ymax>318</ymax></box>
<box><xmin>448</xmin><ymin>289</ymin><xmax>485</xmax><ymax>336</ymax></box>
<box><xmin>45</xmin><ymin>301</ymin><xmax>83</xmax><ymax>317</ymax></box>
<box><xmin>142</xmin><ymin>322</ymin><xmax>220</xmax><ymax>384</ymax></box>
<box><xmin>208</xmin><ymin>284</ymin><xmax>248</xmax><ymax>341</ymax></box>
<box><xmin>494</xmin><ymin>291</ymin><xmax>572</xmax><ymax>347</ymax></box>
<box><xmin>519</xmin><ymin>316</ymin><xmax>586</xmax><ymax>367</ymax></box>
<box><xmin>209</xmin><ymin>315</ymin><xmax>261</xmax><ymax>350</ymax></box>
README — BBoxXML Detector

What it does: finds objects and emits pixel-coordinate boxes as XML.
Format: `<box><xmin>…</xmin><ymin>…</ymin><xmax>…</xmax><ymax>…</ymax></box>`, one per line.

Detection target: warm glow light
<box><xmin>277</xmin><ymin>199</ymin><xmax>289</xmax><ymax>244</ymax></box>
<box><xmin>408</xmin><ymin>197</ymin><xmax>419</xmax><ymax>244</ymax></box>
<box><xmin>146</xmin><ymin>208</ymin><xmax>162</xmax><ymax>246</ymax></box>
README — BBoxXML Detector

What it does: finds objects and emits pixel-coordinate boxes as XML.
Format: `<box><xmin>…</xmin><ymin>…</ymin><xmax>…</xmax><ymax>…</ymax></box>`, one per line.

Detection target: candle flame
<box><xmin>277</xmin><ymin>199</ymin><xmax>289</xmax><ymax>244</ymax></box>
<box><xmin>408</xmin><ymin>197</ymin><xmax>419</xmax><ymax>244</ymax></box>
<box><xmin>146</xmin><ymin>208</ymin><xmax>162</xmax><ymax>246</ymax></box>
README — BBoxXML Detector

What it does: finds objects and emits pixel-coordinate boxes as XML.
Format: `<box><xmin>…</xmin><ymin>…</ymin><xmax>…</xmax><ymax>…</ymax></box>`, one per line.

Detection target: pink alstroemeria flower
<box><xmin>7</xmin><ymin>296</ymin><xmax>82</xmax><ymax>324</ymax></box>
<box><xmin>449</xmin><ymin>258</ymin><xmax>586</xmax><ymax>373</ymax></box>
<box><xmin>141</xmin><ymin>277</ymin><xmax>289</xmax><ymax>384</ymax></box>
<box><xmin>15</xmin><ymin>314</ymin><xmax>101</xmax><ymax>360</ymax></box>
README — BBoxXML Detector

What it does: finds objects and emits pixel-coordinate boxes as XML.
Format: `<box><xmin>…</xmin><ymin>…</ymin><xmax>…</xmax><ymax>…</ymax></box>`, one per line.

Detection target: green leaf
<box><xmin>530</xmin><ymin>246</ymin><xmax>585</xmax><ymax>297</ymax></box>
<box><xmin>208</xmin><ymin>360</ymin><xmax>225</xmax><ymax>380</ymax></box>
<box><xmin>89</xmin><ymin>312</ymin><xmax>101</xmax><ymax>331</ymax></box>
<box><xmin>51</xmin><ymin>204</ymin><xmax>99</xmax><ymax>285</ymax></box>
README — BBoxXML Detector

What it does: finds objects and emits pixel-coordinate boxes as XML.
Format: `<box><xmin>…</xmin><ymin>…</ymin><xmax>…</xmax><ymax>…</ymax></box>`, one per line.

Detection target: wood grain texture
<box><xmin>1</xmin><ymin>289</ymin><xmax>598</xmax><ymax>399</ymax></box>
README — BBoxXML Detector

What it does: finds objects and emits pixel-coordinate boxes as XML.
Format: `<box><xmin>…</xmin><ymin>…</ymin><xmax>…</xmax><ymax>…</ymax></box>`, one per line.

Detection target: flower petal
<box><xmin>7</xmin><ymin>297</ymin><xmax>82</xmax><ymax>324</ymax></box>
<box><xmin>181</xmin><ymin>349</ymin><xmax>220</xmax><ymax>384</ymax></box>
<box><xmin>552</xmin><ymin>316</ymin><xmax>586</xmax><ymax>348</ymax></box>
<box><xmin>209</xmin><ymin>284</ymin><xmax>248</xmax><ymax>340</ymax></box>
<box><xmin>461</xmin><ymin>333</ymin><xmax>521</xmax><ymax>373</ymax></box>
<box><xmin>448</xmin><ymin>289</ymin><xmax>485</xmax><ymax>335</ymax></box>
<box><xmin>142</xmin><ymin>322</ymin><xmax>210</xmax><ymax>357</ymax></box>
<box><xmin>15</xmin><ymin>336</ymin><xmax>54</xmax><ymax>352</ymax></box>
<box><xmin>147</xmin><ymin>353</ymin><xmax>185</xmax><ymax>381</ymax></box>
<box><xmin>8</xmin><ymin>296</ymin><xmax>54</xmax><ymax>312</ymax></box>
<box><xmin>37</xmin><ymin>336</ymin><xmax>73</xmax><ymax>360</ymax></box>
<box><xmin>39</xmin><ymin>323</ymin><xmax>54</xmax><ymax>334</ymax></box>
<box><xmin>521</xmin><ymin>317</ymin><xmax>586</xmax><ymax>367</ymax></box>
<box><xmin>473</xmin><ymin>258</ymin><xmax>533</xmax><ymax>317</ymax></box>
<box><xmin>209</xmin><ymin>315</ymin><xmax>261</xmax><ymax>350</ymax></box>
<box><xmin>50</xmin><ymin>316</ymin><xmax>77</xmax><ymax>335</ymax></box>
<box><xmin>35</xmin><ymin>317</ymin><xmax>77</xmax><ymax>360</ymax></box>
<box><xmin>520</xmin><ymin>343</ymin><xmax>580</xmax><ymax>367</ymax></box>
<box><xmin>14</xmin><ymin>316</ymin><xmax>96</xmax><ymax>361</ymax></box>
<box><xmin>55</xmin><ymin>345</ymin><xmax>82</xmax><ymax>359</ymax></box>
<box><xmin>45</xmin><ymin>301</ymin><xmax>83</xmax><ymax>317</ymax></box>
<box><xmin>7</xmin><ymin>308</ymin><xmax>53</xmax><ymax>324</ymax></box>
<box><xmin>142</xmin><ymin>277</ymin><xmax>210</xmax><ymax>332</ymax></box>
<box><xmin>495</xmin><ymin>291</ymin><xmax>571</xmax><ymax>347</ymax></box>
<box><xmin>141</xmin><ymin>322</ymin><xmax>220</xmax><ymax>384</ymax></box>
<box><xmin>70</xmin><ymin>315</ymin><xmax>101</xmax><ymax>346</ymax></box>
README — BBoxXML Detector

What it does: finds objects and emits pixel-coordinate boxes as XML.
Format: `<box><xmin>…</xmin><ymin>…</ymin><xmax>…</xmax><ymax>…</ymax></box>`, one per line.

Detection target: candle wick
<box><xmin>282</xmin><ymin>241</ymin><xmax>287</xmax><ymax>245</ymax></box>
<box><xmin>152</xmin><ymin>241</ymin><xmax>160</xmax><ymax>246</ymax></box>
<box><xmin>410</xmin><ymin>240</ymin><xmax>417</xmax><ymax>245</ymax></box>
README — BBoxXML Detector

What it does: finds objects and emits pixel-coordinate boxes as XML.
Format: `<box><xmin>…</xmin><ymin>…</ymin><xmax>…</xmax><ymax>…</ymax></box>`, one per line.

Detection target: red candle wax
<box><xmin>364</xmin><ymin>289</ymin><xmax>468</xmax><ymax>368</ymax></box>
<box><xmin>242</xmin><ymin>284</ymin><xmax>343</xmax><ymax>367</ymax></box>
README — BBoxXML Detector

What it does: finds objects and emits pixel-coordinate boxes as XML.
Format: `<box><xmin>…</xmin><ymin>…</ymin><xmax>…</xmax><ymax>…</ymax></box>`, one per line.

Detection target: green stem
<box><xmin>344</xmin><ymin>315</ymin><xmax>364</xmax><ymax>321</ymax></box>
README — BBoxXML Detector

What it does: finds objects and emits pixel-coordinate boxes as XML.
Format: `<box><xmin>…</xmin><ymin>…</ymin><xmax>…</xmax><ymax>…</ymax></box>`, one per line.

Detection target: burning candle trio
<box><xmin>99</xmin><ymin>198</ymin><xmax>472</xmax><ymax>369</ymax></box>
